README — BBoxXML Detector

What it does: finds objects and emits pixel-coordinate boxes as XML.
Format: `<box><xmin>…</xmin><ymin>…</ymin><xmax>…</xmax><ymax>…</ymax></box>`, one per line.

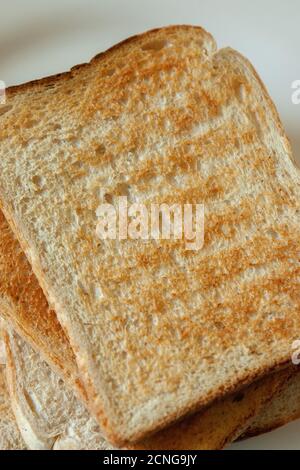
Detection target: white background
<box><xmin>1</xmin><ymin>0</ymin><xmax>300</xmax><ymax>450</ymax></box>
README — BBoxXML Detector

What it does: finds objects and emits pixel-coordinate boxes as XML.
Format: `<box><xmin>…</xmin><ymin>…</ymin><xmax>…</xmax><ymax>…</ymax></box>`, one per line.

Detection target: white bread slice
<box><xmin>4</xmin><ymin>328</ymin><xmax>292</xmax><ymax>450</ymax></box>
<box><xmin>0</xmin><ymin>25</ymin><xmax>299</xmax><ymax>444</ymax></box>
<box><xmin>0</xmin><ymin>363</ymin><xmax>26</xmax><ymax>449</ymax></box>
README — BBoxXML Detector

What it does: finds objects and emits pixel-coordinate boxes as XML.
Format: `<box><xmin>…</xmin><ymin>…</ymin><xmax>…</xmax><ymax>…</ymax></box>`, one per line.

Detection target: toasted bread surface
<box><xmin>0</xmin><ymin>25</ymin><xmax>299</xmax><ymax>443</ymax></box>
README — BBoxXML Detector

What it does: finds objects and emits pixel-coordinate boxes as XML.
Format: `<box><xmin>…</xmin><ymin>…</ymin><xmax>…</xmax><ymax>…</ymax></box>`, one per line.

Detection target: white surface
<box><xmin>0</xmin><ymin>0</ymin><xmax>299</xmax><ymax>450</ymax></box>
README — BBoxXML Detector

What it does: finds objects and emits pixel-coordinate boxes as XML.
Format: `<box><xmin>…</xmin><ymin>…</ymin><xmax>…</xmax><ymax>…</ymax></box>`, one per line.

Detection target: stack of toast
<box><xmin>0</xmin><ymin>25</ymin><xmax>299</xmax><ymax>449</ymax></box>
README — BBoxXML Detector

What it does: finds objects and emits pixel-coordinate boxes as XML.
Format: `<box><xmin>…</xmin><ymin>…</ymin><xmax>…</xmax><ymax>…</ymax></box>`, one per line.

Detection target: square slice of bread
<box><xmin>0</xmin><ymin>209</ymin><xmax>294</xmax><ymax>449</ymax></box>
<box><xmin>0</xmin><ymin>25</ymin><xmax>299</xmax><ymax>444</ymax></box>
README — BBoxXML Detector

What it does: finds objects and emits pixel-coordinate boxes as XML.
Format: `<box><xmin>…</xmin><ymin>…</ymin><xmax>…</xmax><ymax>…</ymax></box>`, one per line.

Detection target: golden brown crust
<box><xmin>6</xmin><ymin>25</ymin><xmax>214</xmax><ymax>96</ymax></box>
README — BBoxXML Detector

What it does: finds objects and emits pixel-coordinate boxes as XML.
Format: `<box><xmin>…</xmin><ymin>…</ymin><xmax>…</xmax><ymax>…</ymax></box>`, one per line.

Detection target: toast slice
<box><xmin>3</xmin><ymin>328</ymin><xmax>291</xmax><ymax>450</ymax></box>
<box><xmin>1</xmin><ymin>195</ymin><xmax>298</xmax><ymax>450</ymax></box>
<box><xmin>0</xmin><ymin>25</ymin><xmax>299</xmax><ymax>444</ymax></box>
<box><xmin>0</xmin><ymin>208</ymin><xmax>293</xmax><ymax>449</ymax></box>
<box><xmin>0</xmin><ymin>363</ymin><xmax>26</xmax><ymax>449</ymax></box>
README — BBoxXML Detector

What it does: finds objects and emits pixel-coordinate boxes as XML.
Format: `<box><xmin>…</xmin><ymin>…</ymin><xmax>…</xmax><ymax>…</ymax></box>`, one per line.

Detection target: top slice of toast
<box><xmin>0</xmin><ymin>25</ymin><xmax>299</xmax><ymax>444</ymax></box>
<box><xmin>0</xmin><ymin>207</ymin><xmax>292</xmax><ymax>450</ymax></box>
<box><xmin>0</xmin><ymin>209</ymin><xmax>292</xmax><ymax>450</ymax></box>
